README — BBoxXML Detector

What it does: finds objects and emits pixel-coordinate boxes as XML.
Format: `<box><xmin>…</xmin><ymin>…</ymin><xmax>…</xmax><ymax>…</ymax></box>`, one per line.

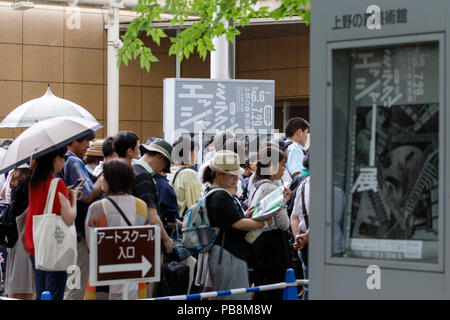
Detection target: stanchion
<box><xmin>41</xmin><ymin>291</ymin><xmax>52</xmax><ymax>300</ymax></box>
<box><xmin>282</xmin><ymin>268</ymin><xmax>298</xmax><ymax>300</ymax></box>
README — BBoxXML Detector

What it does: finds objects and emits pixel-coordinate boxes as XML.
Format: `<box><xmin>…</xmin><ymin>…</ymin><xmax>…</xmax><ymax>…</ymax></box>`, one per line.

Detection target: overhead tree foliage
<box><xmin>118</xmin><ymin>0</ymin><xmax>310</xmax><ymax>72</ymax></box>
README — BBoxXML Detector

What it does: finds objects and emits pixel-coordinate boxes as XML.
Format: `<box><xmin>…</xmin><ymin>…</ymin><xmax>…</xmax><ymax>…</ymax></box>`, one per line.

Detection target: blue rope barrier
<box><xmin>148</xmin><ymin>281</ymin><xmax>307</xmax><ymax>301</ymax></box>
<box><xmin>146</xmin><ymin>268</ymin><xmax>308</xmax><ymax>301</ymax></box>
<box><xmin>1</xmin><ymin>270</ymin><xmax>306</xmax><ymax>301</ymax></box>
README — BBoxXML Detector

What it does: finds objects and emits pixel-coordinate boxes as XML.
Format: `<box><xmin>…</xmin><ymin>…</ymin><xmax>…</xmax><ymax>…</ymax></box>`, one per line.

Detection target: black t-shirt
<box><xmin>206</xmin><ymin>188</ymin><xmax>250</xmax><ymax>262</ymax></box>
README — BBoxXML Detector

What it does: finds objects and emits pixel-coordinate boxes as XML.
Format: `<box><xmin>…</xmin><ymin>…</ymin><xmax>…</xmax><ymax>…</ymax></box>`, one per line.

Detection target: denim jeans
<box><xmin>29</xmin><ymin>255</ymin><xmax>67</xmax><ymax>300</ymax></box>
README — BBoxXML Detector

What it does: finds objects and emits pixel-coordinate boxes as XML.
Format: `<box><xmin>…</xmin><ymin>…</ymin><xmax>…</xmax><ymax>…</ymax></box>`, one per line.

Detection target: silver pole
<box><xmin>107</xmin><ymin>1</ymin><xmax>121</xmax><ymax>136</ymax></box>
<box><xmin>210</xmin><ymin>9</ymin><xmax>235</xmax><ymax>79</ymax></box>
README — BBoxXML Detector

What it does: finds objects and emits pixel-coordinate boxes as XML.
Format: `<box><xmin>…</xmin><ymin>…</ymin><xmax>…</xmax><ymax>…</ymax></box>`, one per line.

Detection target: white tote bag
<box><xmin>33</xmin><ymin>178</ymin><xmax>77</xmax><ymax>271</ymax></box>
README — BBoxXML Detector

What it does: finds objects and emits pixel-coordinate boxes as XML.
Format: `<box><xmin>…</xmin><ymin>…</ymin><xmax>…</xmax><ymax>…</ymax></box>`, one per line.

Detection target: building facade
<box><xmin>0</xmin><ymin>1</ymin><xmax>309</xmax><ymax>140</ymax></box>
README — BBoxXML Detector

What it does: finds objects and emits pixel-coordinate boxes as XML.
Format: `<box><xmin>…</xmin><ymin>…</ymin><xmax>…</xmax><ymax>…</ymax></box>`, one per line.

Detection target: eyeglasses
<box><xmin>61</xmin><ymin>154</ymin><xmax>68</xmax><ymax>161</ymax></box>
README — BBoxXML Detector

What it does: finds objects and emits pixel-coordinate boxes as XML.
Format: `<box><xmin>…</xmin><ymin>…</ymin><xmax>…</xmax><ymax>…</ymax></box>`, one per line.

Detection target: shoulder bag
<box><xmin>33</xmin><ymin>178</ymin><xmax>78</xmax><ymax>271</ymax></box>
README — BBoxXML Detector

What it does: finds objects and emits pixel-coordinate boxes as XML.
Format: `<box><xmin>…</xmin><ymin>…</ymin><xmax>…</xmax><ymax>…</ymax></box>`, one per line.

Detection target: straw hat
<box><xmin>210</xmin><ymin>150</ymin><xmax>244</xmax><ymax>176</ymax></box>
<box><xmin>85</xmin><ymin>139</ymin><xmax>104</xmax><ymax>157</ymax></box>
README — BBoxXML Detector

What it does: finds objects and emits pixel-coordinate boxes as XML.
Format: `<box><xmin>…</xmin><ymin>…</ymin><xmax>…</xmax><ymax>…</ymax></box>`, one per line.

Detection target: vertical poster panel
<box><xmin>332</xmin><ymin>42</ymin><xmax>439</xmax><ymax>263</ymax></box>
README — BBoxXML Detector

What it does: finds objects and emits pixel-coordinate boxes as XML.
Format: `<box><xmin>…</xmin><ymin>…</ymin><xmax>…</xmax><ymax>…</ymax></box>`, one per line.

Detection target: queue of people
<box><xmin>0</xmin><ymin>116</ymin><xmax>313</xmax><ymax>301</ymax></box>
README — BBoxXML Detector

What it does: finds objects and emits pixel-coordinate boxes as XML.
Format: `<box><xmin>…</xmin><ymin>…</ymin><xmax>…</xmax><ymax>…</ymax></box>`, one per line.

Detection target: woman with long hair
<box><xmin>24</xmin><ymin>146</ymin><xmax>79</xmax><ymax>300</ymax></box>
<box><xmin>247</xmin><ymin>145</ymin><xmax>292</xmax><ymax>300</ymax></box>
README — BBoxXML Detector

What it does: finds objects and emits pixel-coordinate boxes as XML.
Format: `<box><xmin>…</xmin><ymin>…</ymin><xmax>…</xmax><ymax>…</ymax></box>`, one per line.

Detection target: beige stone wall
<box><xmin>0</xmin><ymin>2</ymin><xmax>309</xmax><ymax>140</ymax></box>
<box><xmin>236</xmin><ymin>28</ymin><xmax>310</xmax><ymax>99</ymax></box>
<box><xmin>0</xmin><ymin>2</ymin><xmax>176</xmax><ymax>140</ymax></box>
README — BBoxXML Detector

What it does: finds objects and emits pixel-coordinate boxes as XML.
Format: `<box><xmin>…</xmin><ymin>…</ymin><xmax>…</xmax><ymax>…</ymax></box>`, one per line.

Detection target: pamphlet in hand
<box><xmin>245</xmin><ymin>186</ymin><xmax>287</xmax><ymax>244</ymax></box>
<box><xmin>250</xmin><ymin>186</ymin><xmax>286</xmax><ymax>221</ymax></box>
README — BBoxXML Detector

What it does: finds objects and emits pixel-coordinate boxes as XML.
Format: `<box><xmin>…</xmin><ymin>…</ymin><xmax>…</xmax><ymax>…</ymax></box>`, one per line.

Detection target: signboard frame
<box><xmin>163</xmin><ymin>78</ymin><xmax>276</xmax><ymax>144</ymax></box>
<box><xmin>89</xmin><ymin>225</ymin><xmax>161</xmax><ymax>286</ymax></box>
<box><xmin>324</xmin><ymin>33</ymin><xmax>445</xmax><ymax>272</ymax></box>
<box><xmin>309</xmin><ymin>0</ymin><xmax>450</xmax><ymax>300</ymax></box>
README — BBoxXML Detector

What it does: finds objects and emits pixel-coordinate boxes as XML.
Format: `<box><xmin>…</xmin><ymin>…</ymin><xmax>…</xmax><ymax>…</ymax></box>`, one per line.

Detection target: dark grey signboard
<box><xmin>163</xmin><ymin>78</ymin><xmax>275</xmax><ymax>143</ymax></box>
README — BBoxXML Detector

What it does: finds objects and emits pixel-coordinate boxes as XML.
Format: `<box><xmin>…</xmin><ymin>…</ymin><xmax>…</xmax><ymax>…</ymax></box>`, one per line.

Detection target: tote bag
<box><xmin>33</xmin><ymin>178</ymin><xmax>77</xmax><ymax>271</ymax></box>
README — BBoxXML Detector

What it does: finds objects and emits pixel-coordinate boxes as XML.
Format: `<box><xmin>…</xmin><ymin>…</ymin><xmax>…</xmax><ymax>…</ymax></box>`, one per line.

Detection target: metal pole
<box><xmin>107</xmin><ymin>0</ymin><xmax>121</xmax><ymax>136</ymax></box>
<box><xmin>122</xmin><ymin>283</ymin><xmax>128</xmax><ymax>300</ymax></box>
<box><xmin>176</xmin><ymin>29</ymin><xmax>181</xmax><ymax>78</ymax></box>
<box><xmin>228</xmin><ymin>18</ymin><xmax>236</xmax><ymax>79</ymax></box>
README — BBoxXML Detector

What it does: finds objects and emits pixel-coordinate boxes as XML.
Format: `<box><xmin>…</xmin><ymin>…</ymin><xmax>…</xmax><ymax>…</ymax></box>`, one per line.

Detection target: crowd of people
<box><xmin>0</xmin><ymin>116</ymin><xmax>316</xmax><ymax>301</ymax></box>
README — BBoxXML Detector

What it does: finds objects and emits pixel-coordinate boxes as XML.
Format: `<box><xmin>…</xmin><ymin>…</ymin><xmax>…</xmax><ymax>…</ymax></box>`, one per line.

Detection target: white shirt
<box><xmin>273</xmin><ymin>169</ymin><xmax>293</xmax><ymax>188</ymax></box>
<box><xmin>0</xmin><ymin>171</ymin><xmax>13</xmax><ymax>204</ymax></box>
<box><xmin>292</xmin><ymin>176</ymin><xmax>310</xmax><ymax>233</ymax></box>
<box><xmin>93</xmin><ymin>161</ymin><xmax>104</xmax><ymax>177</ymax></box>
<box><xmin>286</xmin><ymin>141</ymin><xmax>305</xmax><ymax>177</ymax></box>
<box><xmin>292</xmin><ymin>176</ymin><xmax>345</xmax><ymax>254</ymax></box>
<box><xmin>0</xmin><ymin>173</ymin><xmax>6</xmax><ymax>199</ymax></box>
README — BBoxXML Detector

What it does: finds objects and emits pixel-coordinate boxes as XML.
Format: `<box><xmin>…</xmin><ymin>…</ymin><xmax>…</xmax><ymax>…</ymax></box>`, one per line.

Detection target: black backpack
<box><xmin>0</xmin><ymin>178</ymin><xmax>30</xmax><ymax>248</ymax></box>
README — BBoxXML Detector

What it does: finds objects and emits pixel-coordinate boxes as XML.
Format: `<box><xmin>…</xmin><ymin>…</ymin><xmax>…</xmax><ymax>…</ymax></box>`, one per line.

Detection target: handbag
<box><xmin>33</xmin><ymin>178</ymin><xmax>77</xmax><ymax>271</ymax></box>
<box><xmin>171</xmin><ymin>222</ymin><xmax>191</xmax><ymax>262</ymax></box>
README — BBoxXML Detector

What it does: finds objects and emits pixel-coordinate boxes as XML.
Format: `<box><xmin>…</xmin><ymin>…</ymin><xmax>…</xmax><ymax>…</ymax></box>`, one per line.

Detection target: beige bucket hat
<box><xmin>210</xmin><ymin>150</ymin><xmax>244</xmax><ymax>176</ymax></box>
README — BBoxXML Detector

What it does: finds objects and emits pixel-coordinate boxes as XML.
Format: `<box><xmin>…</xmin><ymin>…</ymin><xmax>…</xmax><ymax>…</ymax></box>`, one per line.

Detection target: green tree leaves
<box><xmin>117</xmin><ymin>0</ymin><xmax>310</xmax><ymax>71</ymax></box>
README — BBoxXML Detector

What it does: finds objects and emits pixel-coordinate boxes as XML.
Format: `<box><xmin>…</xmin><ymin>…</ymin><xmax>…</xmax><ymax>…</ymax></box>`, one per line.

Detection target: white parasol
<box><xmin>0</xmin><ymin>86</ymin><xmax>97</xmax><ymax>128</ymax></box>
<box><xmin>0</xmin><ymin>116</ymin><xmax>102</xmax><ymax>175</ymax></box>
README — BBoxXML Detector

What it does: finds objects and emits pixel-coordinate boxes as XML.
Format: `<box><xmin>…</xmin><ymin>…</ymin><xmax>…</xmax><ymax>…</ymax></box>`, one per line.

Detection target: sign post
<box><xmin>89</xmin><ymin>225</ymin><xmax>161</xmax><ymax>299</ymax></box>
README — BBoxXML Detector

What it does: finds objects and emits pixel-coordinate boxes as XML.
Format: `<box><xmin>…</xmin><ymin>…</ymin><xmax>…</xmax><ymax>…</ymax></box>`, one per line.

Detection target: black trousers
<box><xmin>251</xmin><ymin>229</ymin><xmax>292</xmax><ymax>300</ymax></box>
<box><xmin>253</xmin><ymin>266</ymin><xmax>286</xmax><ymax>300</ymax></box>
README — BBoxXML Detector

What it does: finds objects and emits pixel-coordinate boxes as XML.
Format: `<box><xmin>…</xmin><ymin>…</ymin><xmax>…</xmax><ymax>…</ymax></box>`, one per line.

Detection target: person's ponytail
<box><xmin>202</xmin><ymin>165</ymin><xmax>216</xmax><ymax>185</ymax></box>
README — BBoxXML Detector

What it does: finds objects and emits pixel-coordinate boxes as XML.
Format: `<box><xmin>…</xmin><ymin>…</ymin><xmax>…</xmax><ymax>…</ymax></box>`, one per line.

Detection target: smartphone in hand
<box><xmin>70</xmin><ymin>177</ymin><xmax>87</xmax><ymax>189</ymax></box>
